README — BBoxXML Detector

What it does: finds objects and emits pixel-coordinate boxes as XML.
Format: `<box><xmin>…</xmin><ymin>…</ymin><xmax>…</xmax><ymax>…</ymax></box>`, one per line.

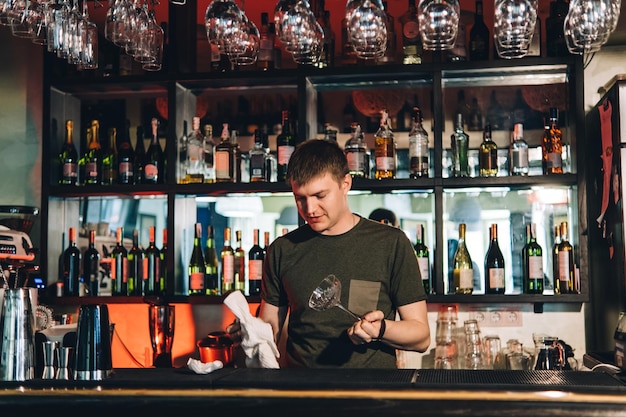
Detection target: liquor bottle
<box><xmin>345</xmin><ymin>122</ymin><xmax>369</xmax><ymax>178</ymax></box>
<box><xmin>375</xmin><ymin>109</ymin><xmax>397</xmax><ymax>179</ymax></box>
<box><xmin>111</xmin><ymin>227</ymin><xmax>128</xmax><ymax>296</ymax></box>
<box><xmin>527</xmin><ymin>14</ymin><xmax>541</xmax><ymax>57</ymax></box>
<box><xmin>203</xmin><ymin>124</ymin><xmax>215</xmax><ymax>183</ymax></box>
<box><xmin>318</xmin><ymin>9</ymin><xmax>335</xmax><ymax>68</ymax></box>
<box><xmin>144</xmin><ymin>118</ymin><xmax>164</xmax><ymax>184</ymax></box>
<box><xmin>414</xmin><ymin>224</ymin><xmax>431</xmax><ymax>294</ymax></box>
<box><xmin>261</xmin><ymin>125</ymin><xmax>277</xmax><ymax>182</ymax></box>
<box><xmin>510</xmin><ymin>123</ymin><xmax>529</xmax><ymax>175</ymax></box>
<box><xmin>177</xmin><ymin>120</ymin><xmax>188</xmax><ymax>184</ymax></box>
<box><xmin>447</xmin><ymin>20</ymin><xmax>467</xmax><ymax>62</ymax></box>
<box><xmin>185</xmin><ymin>116</ymin><xmax>205</xmax><ymax>184</ymax></box>
<box><xmin>453</xmin><ymin>223</ymin><xmax>473</xmax><ymax>294</ymax></box>
<box><xmin>248</xmin><ymin>228</ymin><xmax>264</xmax><ymax>296</ymax></box>
<box><xmin>557</xmin><ymin>221</ymin><xmax>575</xmax><ymax>294</ymax></box>
<box><xmin>204</xmin><ymin>225</ymin><xmax>219</xmax><ymax>295</ymax></box>
<box><xmin>58</xmin><ymin>119</ymin><xmax>79</xmax><ymax>185</ymax></box>
<box><xmin>249</xmin><ymin>129</ymin><xmax>267</xmax><ymax>182</ymax></box>
<box><xmin>542</xmin><ymin>108</ymin><xmax>563</xmax><ymax>175</ymax></box>
<box><xmin>220</xmin><ymin>227</ymin><xmax>235</xmax><ymax>295</ymax></box>
<box><xmin>467</xmin><ymin>97</ymin><xmax>483</xmax><ymax>132</ymax></box>
<box><xmin>231</xmin><ymin>130</ymin><xmax>243</xmax><ymax>183</ymax></box>
<box><xmin>399</xmin><ymin>0</ymin><xmax>422</xmax><ymax>64</ymax></box>
<box><xmin>127</xmin><ymin>229</ymin><xmax>143</xmax><ymax>296</ymax></box>
<box><xmin>485</xmin><ymin>224</ymin><xmax>505</xmax><ymax>294</ymax></box>
<box><xmin>117</xmin><ymin>120</ymin><xmax>135</xmax><ymax>185</ymax></box>
<box><xmin>83</xmin><ymin>229</ymin><xmax>100</xmax><ymax>296</ymax></box>
<box><xmin>234</xmin><ymin>230</ymin><xmax>246</xmax><ymax>293</ymax></box>
<box><xmin>546</xmin><ymin>0</ymin><xmax>569</xmax><ymax>57</ymax></box>
<box><xmin>134</xmin><ymin>126</ymin><xmax>146</xmax><ymax>184</ymax></box>
<box><xmin>101</xmin><ymin>127</ymin><xmax>117</xmax><ymax>185</ymax></box>
<box><xmin>159</xmin><ymin>228</ymin><xmax>168</xmax><ymax>295</ymax></box>
<box><xmin>469</xmin><ymin>0</ymin><xmax>489</xmax><ymax>61</ymax></box>
<box><xmin>63</xmin><ymin>227</ymin><xmax>81</xmax><ymax>297</ymax></box>
<box><xmin>81</xmin><ymin>120</ymin><xmax>102</xmax><ymax>186</ymax></box>
<box><xmin>479</xmin><ymin>124</ymin><xmax>498</xmax><ymax>177</ymax></box>
<box><xmin>258</xmin><ymin>12</ymin><xmax>275</xmax><ymax>70</ymax></box>
<box><xmin>264</xmin><ymin>231</ymin><xmax>271</xmax><ymax>251</ymax></box>
<box><xmin>451</xmin><ymin>113</ymin><xmax>469</xmax><ymax>177</ymax></box>
<box><xmin>551</xmin><ymin>224</ymin><xmax>561</xmax><ymax>295</ymax></box>
<box><xmin>215</xmin><ymin>123</ymin><xmax>235</xmax><ymax>183</ymax></box>
<box><xmin>188</xmin><ymin>223</ymin><xmax>206</xmax><ymax>296</ymax></box>
<box><xmin>408</xmin><ymin>106</ymin><xmax>429</xmax><ymax>178</ymax></box>
<box><xmin>277</xmin><ymin>110</ymin><xmax>295</xmax><ymax>181</ymax></box>
<box><xmin>523</xmin><ymin>223</ymin><xmax>544</xmax><ymax>294</ymax></box>
<box><xmin>379</xmin><ymin>1</ymin><xmax>396</xmax><ymax>64</ymax></box>
<box><xmin>143</xmin><ymin>226</ymin><xmax>161</xmax><ymax>296</ymax></box>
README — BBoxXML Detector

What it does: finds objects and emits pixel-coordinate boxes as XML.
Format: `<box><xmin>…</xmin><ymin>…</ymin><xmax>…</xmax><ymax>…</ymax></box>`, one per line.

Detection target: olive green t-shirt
<box><xmin>262</xmin><ymin>215</ymin><xmax>427</xmax><ymax>368</ymax></box>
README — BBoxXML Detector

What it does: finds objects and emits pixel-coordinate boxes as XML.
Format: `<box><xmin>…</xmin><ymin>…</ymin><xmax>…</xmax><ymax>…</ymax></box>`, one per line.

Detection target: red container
<box><xmin>197</xmin><ymin>331</ymin><xmax>234</xmax><ymax>365</ymax></box>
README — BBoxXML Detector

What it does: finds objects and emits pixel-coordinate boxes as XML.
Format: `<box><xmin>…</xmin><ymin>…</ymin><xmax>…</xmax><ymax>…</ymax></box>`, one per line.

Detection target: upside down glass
<box><xmin>493</xmin><ymin>0</ymin><xmax>537</xmax><ymax>58</ymax></box>
<box><xmin>346</xmin><ymin>0</ymin><xmax>388</xmax><ymax>59</ymax></box>
<box><xmin>418</xmin><ymin>0</ymin><xmax>460</xmax><ymax>51</ymax></box>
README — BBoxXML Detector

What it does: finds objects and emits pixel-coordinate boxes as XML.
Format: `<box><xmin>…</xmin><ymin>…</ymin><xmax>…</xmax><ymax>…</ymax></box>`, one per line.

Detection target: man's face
<box><xmin>291</xmin><ymin>172</ymin><xmax>351</xmax><ymax>235</ymax></box>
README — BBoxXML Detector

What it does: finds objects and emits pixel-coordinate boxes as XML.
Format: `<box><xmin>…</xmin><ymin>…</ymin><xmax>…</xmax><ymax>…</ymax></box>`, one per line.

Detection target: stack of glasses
<box><xmin>434</xmin><ymin>305</ymin><xmax>461</xmax><ymax>369</ymax></box>
<box><xmin>463</xmin><ymin>319</ymin><xmax>486</xmax><ymax>369</ymax></box>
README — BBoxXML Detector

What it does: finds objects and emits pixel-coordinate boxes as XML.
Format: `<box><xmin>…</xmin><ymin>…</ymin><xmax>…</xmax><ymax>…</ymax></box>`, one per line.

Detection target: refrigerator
<box><xmin>585</xmin><ymin>74</ymin><xmax>626</xmax><ymax>354</ymax></box>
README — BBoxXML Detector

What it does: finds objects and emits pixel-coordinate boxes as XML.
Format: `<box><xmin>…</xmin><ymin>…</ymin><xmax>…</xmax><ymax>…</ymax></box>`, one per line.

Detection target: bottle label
<box><xmin>417</xmin><ymin>257</ymin><xmax>430</xmax><ymax>283</ymax></box>
<box><xmin>346</xmin><ymin>150</ymin><xmax>366</xmax><ymax>175</ymax></box>
<box><xmin>459</xmin><ymin>268</ymin><xmax>473</xmax><ymax>289</ymax></box>
<box><xmin>376</xmin><ymin>156</ymin><xmax>396</xmax><ymax>170</ymax></box>
<box><xmin>86</xmin><ymin>162</ymin><xmax>98</xmax><ymax>179</ymax></box>
<box><xmin>488</xmin><ymin>268</ymin><xmax>505</xmax><ymax>289</ymax></box>
<box><xmin>215</xmin><ymin>150</ymin><xmax>231</xmax><ymax>179</ymax></box>
<box><xmin>548</xmin><ymin>152</ymin><xmax>563</xmax><ymax>169</ymax></box>
<box><xmin>512</xmin><ymin>148</ymin><xmax>529</xmax><ymax>170</ymax></box>
<box><xmin>63</xmin><ymin>163</ymin><xmax>78</xmax><ymax>178</ymax></box>
<box><xmin>190</xmin><ymin>271</ymin><xmax>205</xmax><ymax>290</ymax></box>
<box><xmin>249</xmin><ymin>154</ymin><xmax>266</xmax><ymax>180</ymax></box>
<box><xmin>248</xmin><ymin>259</ymin><xmax>263</xmax><ymax>281</ymax></box>
<box><xmin>277</xmin><ymin>145</ymin><xmax>295</xmax><ymax>165</ymax></box>
<box><xmin>119</xmin><ymin>162</ymin><xmax>134</xmax><ymax>178</ymax></box>
<box><xmin>403</xmin><ymin>21</ymin><xmax>420</xmax><ymax>41</ymax></box>
<box><xmin>222</xmin><ymin>254</ymin><xmax>234</xmax><ymax>284</ymax></box>
<box><xmin>528</xmin><ymin>255</ymin><xmax>543</xmax><ymax>279</ymax></box>
<box><xmin>558</xmin><ymin>251</ymin><xmax>571</xmax><ymax>281</ymax></box>
<box><xmin>144</xmin><ymin>163</ymin><xmax>158</xmax><ymax>181</ymax></box>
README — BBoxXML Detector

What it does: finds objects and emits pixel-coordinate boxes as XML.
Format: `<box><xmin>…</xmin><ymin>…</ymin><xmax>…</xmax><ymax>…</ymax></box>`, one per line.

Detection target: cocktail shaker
<box><xmin>73</xmin><ymin>304</ymin><xmax>113</xmax><ymax>380</ymax></box>
<box><xmin>149</xmin><ymin>303</ymin><xmax>175</xmax><ymax>368</ymax></box>
<box><xmin>0</xmin><ymin>288</ymin><xmax>36</xmax><ymax>381</ymax></box>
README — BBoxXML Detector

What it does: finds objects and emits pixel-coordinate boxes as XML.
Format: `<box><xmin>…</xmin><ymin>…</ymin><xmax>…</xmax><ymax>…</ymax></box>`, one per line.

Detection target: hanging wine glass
<box><xmin>273</xmin><ymin>0</ymin><xmax>298</xmax><ymax>51</ymax></box>
<box><xmin>205</xmin><ymin>0</ymin><xmax>244</xmax><ymax>54</ymax></box>
<box><xmin>345</xmin><ymin>0</ymin><xmax>388</xmax><ymax>59</ymax></box>
<box><xmin>493</xmin><ymin>0</ymin><xmax>537</xmax><ymax>58</ymax></box>
<box><xmin>418</xmin><ymin>0</ymin><xmax>460</xmax><ymax>51</ymax></box>
<box><xmin>46</xmin><ymin>0</ymin><xmax>70</xmax><ymax>55</ymax></box>
<box><xmin>65</xmin><ymin>0</ymin><xmax>84</xmax><ymax>65</ymax></box>
<box><xmin>29</xmin><ymin>0</ymin><xmax>48</xmax><ymax>45</ymax></box>
<box><xmin>140</xmin><ymin>3</ymin><xmax>164</xmax><ymax>71</ymax></box>
<box><xmin>77</xmin><ymin>0</ymin><xmax>98</xmax><ymax>69</ymax></box>
<box><xmin>563</xmin><ymin>0</ymin><xmax>615</xmax><ymax>54</ymax></box>
<box><xmin>226</xmin><ymin>14</ymin><xmax>260</xmax><ymax>66</ymax></box>
<box><xmin>0</xmin><ymin>0</ymin><xmax>13</xmax><ymax>26</ymax></box>
<box><xmin>10</xmin><ymin>0</ymin><xmax>34</xmax><ymax>38</ymax></box>
<box><xmin>125</xmin><ymin>0</ymin><xmax>149</xmax><ymax>57</ymax></box>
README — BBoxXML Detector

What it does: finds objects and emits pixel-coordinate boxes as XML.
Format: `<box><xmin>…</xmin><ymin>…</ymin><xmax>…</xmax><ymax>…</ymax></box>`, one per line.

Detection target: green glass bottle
<box><xmin>188</xmin><ymin>222</ymin><xmax>206</xmax><ymax>296</ymax></box>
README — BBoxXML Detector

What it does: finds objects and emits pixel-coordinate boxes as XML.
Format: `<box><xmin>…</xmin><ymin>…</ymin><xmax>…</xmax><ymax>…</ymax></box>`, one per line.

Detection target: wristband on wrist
<box><xmin>374</xmin><ymin>319</ymin><xmax>386</xmax><ymax>342</ymax></box>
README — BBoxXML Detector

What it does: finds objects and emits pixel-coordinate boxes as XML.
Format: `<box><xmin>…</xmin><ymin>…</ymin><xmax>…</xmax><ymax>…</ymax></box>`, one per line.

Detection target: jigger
<box><xmin>56</xmin><ymin>346</ymin><xmax>72</xmax><ymax>380</ymax></box>
<box><xmin>42</xmin><ymin>341</ymin><xmax>58</xmax><ymax>379</ymax></box>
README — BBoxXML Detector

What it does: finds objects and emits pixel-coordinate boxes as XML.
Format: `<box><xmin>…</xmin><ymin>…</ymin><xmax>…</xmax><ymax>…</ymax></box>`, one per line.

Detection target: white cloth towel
<box><xmin>187</xmin><ymin>357</ymin><xmax>224</xmax><ymax>374</ymax></box>
<box><xmin>223</xmin><ymin>290</ymin><xmax>280</xmax><ymax>369</ymax></box>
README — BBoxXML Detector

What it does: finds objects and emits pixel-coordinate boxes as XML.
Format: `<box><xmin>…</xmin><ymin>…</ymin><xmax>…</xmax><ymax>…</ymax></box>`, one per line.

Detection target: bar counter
<box><xmin>2</xmin><ymin>368</ymin><xmax>626</xmax><ymax>417</ymax></box>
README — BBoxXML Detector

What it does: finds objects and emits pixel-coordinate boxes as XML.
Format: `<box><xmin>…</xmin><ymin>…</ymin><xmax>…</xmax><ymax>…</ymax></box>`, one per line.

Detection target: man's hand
<box><xmin>225</xmin><ymin>319</ymin><xmax>242</xmax><ymax>344</ymax></box>
<box><xmin>346</xmin><ymin>310</ymin><xmax>386</xmax><ymax>345</ymax></box>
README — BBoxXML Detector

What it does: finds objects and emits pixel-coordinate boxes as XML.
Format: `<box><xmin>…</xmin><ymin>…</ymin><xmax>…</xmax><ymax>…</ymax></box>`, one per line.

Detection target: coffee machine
<box><xmin>0</xmin><ymin>206</ymin><xmax>41</xmax><ymax>291</ymax></box>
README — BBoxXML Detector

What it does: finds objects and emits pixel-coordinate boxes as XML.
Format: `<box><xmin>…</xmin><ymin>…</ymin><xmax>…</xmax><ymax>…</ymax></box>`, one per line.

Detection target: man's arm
<box><xmin>259</xmin><ymin>299</ymin><xmax>289</xmax><ymax>344</ymax></box>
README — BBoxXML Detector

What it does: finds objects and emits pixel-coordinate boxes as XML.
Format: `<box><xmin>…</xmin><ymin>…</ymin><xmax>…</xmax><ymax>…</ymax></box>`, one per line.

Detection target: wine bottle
<box><xmin>523</xmin><ymin>223</ymin><xmax>544</xmax><ymax>294</ymax></box>
<box><xmin>127</xmin><ymin>228</ymin><xmax>143</xmax><ymax>296</ymax></box>
<box><xmin>264</xmin><ymin>231</ymin><xmax>271</xmax><ymax>251</ymax></box>
<box><xmin>177</xmin><ymin>120</ymin><xmax>188</xmax><ymax>184</ymax></box>
<box><xmin>399</xmin><ymin>0</ymin><xmax>422</xmax><ymax>64</ymax></box>
<box><xmin>248</xmin><ymin>228</ymin><xmax>264</xmax><ymax>296</ymax></box>
<box><xmin>451</xmin><ymin>113</ymin><xmax>469</xmax><ymax>177</ymax></box>
<box><xmin>81</xmin><ymin>120</ymin><xmax>102</xmax><ymax>186</ymax></box>
<box><xmin>453</xmin><ymin>223</ymin><xmax>473</xmax><ymax>294</ymax></box>
<box><xmin>542</xmin><ymin>107</ymin><xmax>563</xmax><ymax>175</ymax></box>
<box><xmin>111</xmin><ymin>226</ymin><xmax>128</xmax><ymax>296</ymax></box>
<box><xmin>408</xmin><ymin>106</ymin><xmax>429</xmax><ymax>178</ymax></box>
<box><xmin>101</xmin><ymin>127</ymin><xmax>117</xmax><ymax>185</ymax></box>
<box><xmin>234</xmin><ymin>230</ymin><xmax>246</xmax><ymax>293</ymax></box>
<box><xmin>469</xmin><ymin>0</ymin><xmax>489</xmax><ymax>61</ymax></box>
<box><xmin>546</xmin><ymin>0</ymin><xmax>569</xmax><ymax>57</ymax></box>
<box><xmin>220</xmin><ymin>227</ymin><xmax>235</xmax><ymax>295</ymax></box>
<box><xmin>144</xmin><ymin>118</ymin><xmax>164</xmax><ymax>184</ymax></box>
<box><xmin>203</xmin><ymin>124</ymin><xmax>216</xmax><ymax>183</ymax></box>
<box><xmin>83</xmin><ymin>229</ymin><xmax>100</xmax><ymax>296</ymax></box>
<box><xmin>159</xmin><ymin>228</ymin><xmax>168</xmax><ymax>295</ymax></box>
<box><xmin>59</xmin><ymin>119</ymin><xmax>79</xmax><ymax>185</ymax></box>
<box><xmin>204</xmin><ymin>225</ymin><xmax>219</xmax><ymax>295</ymax></box>
<box><xmin>479</xmin><ymin>124</ymin><xmax>498</xmax><ymax>177</ymax></box>
<box><xmin>277</xmin><ymin>110</ymin><xmax>295</xmax><ymax>181</ymax></box>
<box><xmin>551</xmin><ymin>224</ymin><xmax>561</xmax><ymax>294</ymax></box>
<box><xmin>375</xmin><ymin>109</ymin><xmax>397</xmax><ymax>179</ymax></box>
<box><xmin>143</xmin><ymin>226</ymin><xmax>160</xmax><ymax>296</ymax></box>
<box><xmin>215</xmin><ymin>123</ymin><xmax>235</xmax><ymax>183</ymax></box>
<box><xmin>185</xmin><ymin>116</ymin><xmax>205</xmax><ymax>184</ymax></box>
<box><xmin>134</xmin><ymin>126</ymin><xmax>146</xmax><ymax>184</ymax></box>
<box><xmin>414</xmin><ymin>224</ymin><xmax>431</xmax><ymax>294</ymax></box>
<box><xmin>231</xmin><ymin>130</ymin><xmax>242</xmax><ymax>183</ymax></box>
<box><xmin>63</xmin><ymin>226</ymin><xmax>81</xmax><ymax>297</ymax></box>
<box><xmin>557</xmin><ymin>221</ymin><xmax>575</xmax><ymax>294</ymax></box>
<box><xmin>485</xmin><ymin>224</ymin><xmax>505</xmax><ymax>294</ymax></box>
<box><xmin>188</xmin><ymin>223</ymin><xmax>206</xmax><ymax>296</ymax></box>
<box><xmin>258</xmin><ymin>12</ymin><xmax>275</xmax><ymax>70</ymax></box>
<box><xmin>117</xmin><ymin>120</ymin><xmax>135</xmax><ymax>184</ymax></box>
<box><xmin>344</xmin><ymin>122</ymin><xmax>369</xmax><ymax>178</ymax></box>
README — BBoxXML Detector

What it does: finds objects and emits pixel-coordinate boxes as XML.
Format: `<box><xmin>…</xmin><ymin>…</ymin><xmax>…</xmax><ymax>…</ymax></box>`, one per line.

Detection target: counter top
<box><xmin>1</xmin><ymin>368</ymin><xmax>626</xmax><ymax>417</ymax></box>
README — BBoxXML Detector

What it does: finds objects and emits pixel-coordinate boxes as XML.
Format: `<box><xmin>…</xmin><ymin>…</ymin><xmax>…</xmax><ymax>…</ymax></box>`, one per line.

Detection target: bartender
<box><xmin>231</xmin><ymin>139</ymin><xmax>430</xmax><ymax>368</ymax></box>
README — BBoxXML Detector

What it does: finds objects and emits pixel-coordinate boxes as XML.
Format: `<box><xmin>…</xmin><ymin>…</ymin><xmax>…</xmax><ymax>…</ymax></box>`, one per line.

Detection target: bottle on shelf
<box><xmin>101</xmin><ymin>127</ymin><xmax>117</xmax><ymax>185</ymax></box>
<box><xmin>258</xmin><ymin>12</ymin><xmax>275</xmax><ymax>70</ymax></box>
<box><xmin>203</xmin><ymin>123</ymin><xmax>215</xmax><ymax>183</ymax></box>
<box><xmin>186</xmin><ymin>116</ymin><xmax>205</xmax><ymax>184</ymax></box>
<box><xmin>447</xmin><ymin>19</ymin><xmax>467</xmax><ymax>62</ymax></box>
<box><xmin>523</xmin><ymin>223</ymin><xmax>544</xmax><ymax>294</ymax></box>
<box><xmin>62</xmin><ymin>226</ymin><xmax>81</xmax><ymax>297</ymax></box>
<box><xmin>318</xmin><ymin>9</ymin><xmax>335</xmax><ymax>68</ymax></box>
<box><xmin>546</xmin><ymin>0</ymin><xmax>569</xmax><ymax>57</ymax></box>
<box><xmin>542</xmin><ymin>107</ymin><xmax>563</xmax><ymax>175</ymax></box>
<box><xmin>399</xmin><ymin>0</ymin><xmax>422</xmax><ymax>64</ymax></box>
<box><xmin>111</xmin><ymin>227</ymin><xmax>128</xmax><ymax>296</ymax></box>
<box><xmin>551</xmin><ymin>224</ymin><xmax>561</xmax><ymax>295</ymax></box>
<box><xmin>133</xmin><ymin>125</ymin><xmax>146</xmax><ymax>184</ymax></box>
<box><xmin>231</xmin><ymin>129</ymin><xmax>243</xmax><ymax>183</ymax></box>
<box><xmin>455</xmin><ymin>90</ymin><xmax>470</xmax><ymax>129</ymax></box>
<box><xmin>127</xmin><ymin>229</ymin><xmax>143</xmax><ymax>296</ymax></box>
<box><xmin>485</xmin><ymin>90</ymin><xmax>503</xmax><ymax>131</ymax></box>
<box><xmin>556</xmin><ymin>221</ymin><xmax>575</xmax><ymax>294</ymax></box>
<box><xmin>144</xmin><ymin>118</ymin><xmax>164</xmax><ymax>184</ymax></box>
<box><xmin>345</xmin><ymin>122</ymin><xmax>370</xmax><ymax>178</ymax></box>
<box><xmin>261</xmin><ymin>125</ymin><xmax>277</xmax><ymax>182</ymax></box>
<box><xmin>277</xmin><ymin>110</ymin><xmax>295</xmax><ymax>181</ymax></box>
<box><xmin>248</xmin><ymin>228</ymin><xmax>264</xmax><ymax>296</ymax></box>
<box><xmin>264</xmin><ymin>231</ymin><xmax>271</xmax><ymax>251</ymax></box>
<box><xmin>479</xmin><ymin>124</ymin><xmax>498</xmax><ymax>177</ymax></box>
<box><xmin>215</xmin><ymin>123</ymin><xmax>235</xmax><ymax>183</ymax></box>
<box><xmin>485</xmin><ymin>224</ymin><xmax>505</xmax><ymax>294</ymax></box>
<box><xmin>143</xmin><ymin>226</ymin><xmax>161</xmax><ymax>296</ymax></box>
<box><xmin>375</xmin><ymin>109</ymin><xmax>397</xmax><ymax>179</ymax></box>
<box><xmin>117</xmin><ymin>120</ymin><xmax>135</xmax><ymax>185</ymax></box>
<box><xmin>177</xmin><ymin>120</ymin><xmax>188</xmax><ymax>184</ymax></box>
<box><xmin>204</xmin><ymin>225</ymin><xmax>219</xmax><ymax>295</ymax></box>
<box><xmin>188</xmin><ymin>222</ymin><xmax>206</xmax><ymax>296</ymax></box>
<box><xmin>220</xmin><ymin>226</ymin><xmax>235</xmax><ymax>295</ymax></box>
<box><xmin>83</xmin><ymin>229</ymin><xmax>100</xmax><ymax>296</ymax></box>
<box><xmin>451</xmin><ymin>113</ymin><xmax>469</xmax><ymax>177</ymax></box>
<box><xmin>467</xmin><ymin>97</ymin><xmax>483</xmax><ymax>132</ymax></box>
<box><xmin>469</xmin><ymin>0</ymin><xmax>489</xmax><ymax>61</ymax></box>
<box><xmin>510</xmin><ymin>123</ymin><xmax>529</xmax><ymax>175</ymax></box>
<box><xmin>249</xmin><ymin>128</ymin><xmax>267</xmax><ymax>182</ymax></box>
<box><xmin>234</xmin><ymin>230</ymin><xmax>246</xmax><ymax>293</ymax></box>
<box><xmin>379</xmin><ymin>1</ymin><xmax>396</xmax><ymax>64</ymax></box>
<box><xmin>408</xmin><ymin>106</ymin><xmax>429</xmax><ymax>178</ymax></box>
<box><xmin>453</xmin><ymin>223</ymin><xmax>473</xmax><ymax>294</ymax></box>
<box><xmin>80</xmin><ymin>120</ymin><xmax>102</xmax><ymax>186</ymax></box>
<box><xmin>160</xmin><ymin>228</ymin><xmax>168</xmax><ymax>295</ymax></box>
<box><xmin>527</xmin><ymin>13</ymin><xmax>542</xmax><ymax>57</ymax></box>
<box><xmin>58</xmin><ymin>119</ymin><xmax>79</xmax><ymax>185</ymax></box>
<box><xmin>414</xmin><ymin>224</ymin><xmax>431</xmax><ymax>294</ymax></box>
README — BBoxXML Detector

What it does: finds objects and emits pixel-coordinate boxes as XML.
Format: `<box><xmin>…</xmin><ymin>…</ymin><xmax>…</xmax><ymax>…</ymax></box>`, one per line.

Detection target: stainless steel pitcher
<box><xmin>73</xmin><ymin>304</ymin><xmax>113</xmax><ymax>380</ymax></box>
<box><xmin>0</xmin><ymin>288</ymin><xmax>36</xmax><ymax>381</ymax></box>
